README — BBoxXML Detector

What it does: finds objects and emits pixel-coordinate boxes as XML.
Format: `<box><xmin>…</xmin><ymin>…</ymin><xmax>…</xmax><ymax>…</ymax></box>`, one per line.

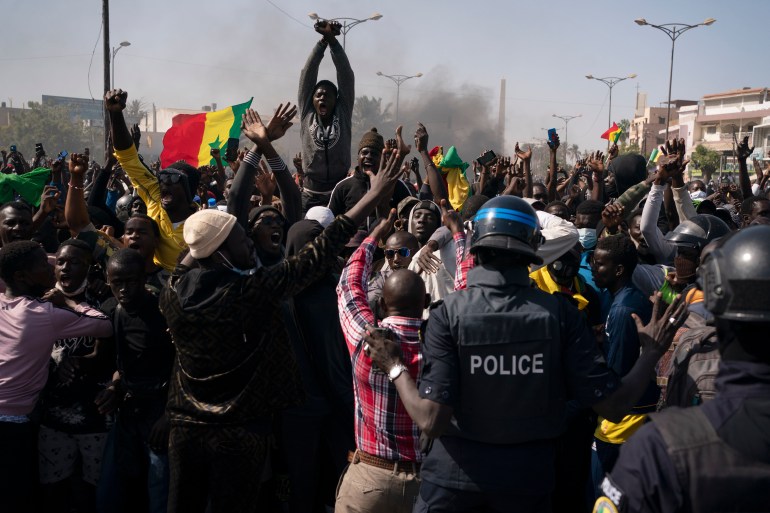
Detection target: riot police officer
<box><xmin>595</xmin><ymin>224</ymin><xmax>770</xmax><ymax>513</ymax></box>
<box><xmin>365</xmin><ymin>195</ymin><xmax>688</xmax><ymax>512</ymax></box>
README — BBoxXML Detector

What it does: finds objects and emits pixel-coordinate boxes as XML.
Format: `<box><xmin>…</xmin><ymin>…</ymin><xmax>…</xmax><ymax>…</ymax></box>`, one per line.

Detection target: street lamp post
<box><xmin>376</xmin><ymin>72</ymin><xmax>423</xmax><ymax>123</ymax></box>
<box><xmin>586</xmin><ymin>73</ymin><xmax>637</xmax><ymax>149</ymax></box>
<box><xmin>307</xmin><ymin>13</ymin><xmax>382</xmax><ymax>50</ymax></box>
<box><xmin>635</xmin><ymin>17</ymin><xmax>716</xmax><ymax>139</ymax></box>
<box><xmin>552</xmin><ymin>114</ymin><xmax>581</xmax><ymax>164</ymax></box>
<box><xmin>111</xmin><ymin>41</ymin><xmax>131</xmax><ymax>89</ymax></box>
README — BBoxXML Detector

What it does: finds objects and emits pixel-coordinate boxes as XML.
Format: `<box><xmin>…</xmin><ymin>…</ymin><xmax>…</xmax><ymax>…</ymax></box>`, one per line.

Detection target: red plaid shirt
<box><xmin>337</xmin><ymin>237</ymin><xmax>423</xmax><ymax>462</ymax></box>
<box><xmin>453</xmin><ymin>231</ymin><xmax>474</xmax><ymax>290</ymax></box>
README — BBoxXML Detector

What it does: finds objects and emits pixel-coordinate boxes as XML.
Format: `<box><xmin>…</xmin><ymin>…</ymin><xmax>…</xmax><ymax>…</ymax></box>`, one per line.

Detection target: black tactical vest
<box><xmin>442</xmin><ymin>284</ymin><xmax>568</xmax><ymax>444</ymax></box>
<box><xmin>651</xmin><ymin>406</ymin><xmax>770</xmax><ymax>513</ymax></box>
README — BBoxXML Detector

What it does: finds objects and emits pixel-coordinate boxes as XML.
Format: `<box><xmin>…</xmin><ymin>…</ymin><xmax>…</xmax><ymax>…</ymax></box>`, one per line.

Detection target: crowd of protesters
<box><xmin>2</xmin><ymin>19</ymin><xmax>770</xmax><ymax>513</ymax></box>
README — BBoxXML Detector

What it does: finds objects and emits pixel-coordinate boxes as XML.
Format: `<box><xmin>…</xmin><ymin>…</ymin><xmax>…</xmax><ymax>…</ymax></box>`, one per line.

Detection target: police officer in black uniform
<box><xmin>365</xmin><ymin>195</ymin><xmax>689</xmax><ymax>512</ymax></box>
<box><xmin>595</xmin><ymin>225</ymin><xmax>770</xmax><ymax>513</ymax></box>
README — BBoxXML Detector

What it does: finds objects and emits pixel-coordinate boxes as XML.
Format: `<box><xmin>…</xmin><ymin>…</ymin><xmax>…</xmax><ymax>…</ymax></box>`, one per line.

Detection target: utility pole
<box><xmin>102</xmin><ymin>0</ymin><xmax>110</xmax><ymax>163</ymax></box>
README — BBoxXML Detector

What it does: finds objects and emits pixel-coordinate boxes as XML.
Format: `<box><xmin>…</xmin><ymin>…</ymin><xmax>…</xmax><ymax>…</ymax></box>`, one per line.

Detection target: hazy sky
<box><xmin>3</xmin><ymin>0</ymin><xmax>768</xmax><ymax>156</ymax></box>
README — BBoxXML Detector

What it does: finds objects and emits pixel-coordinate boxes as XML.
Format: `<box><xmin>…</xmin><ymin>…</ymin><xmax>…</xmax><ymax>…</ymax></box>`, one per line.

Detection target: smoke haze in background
<box><xmin>1</xmin><ymin>0</ymin><xmax>764</xmax><ymax>163</ymax></box>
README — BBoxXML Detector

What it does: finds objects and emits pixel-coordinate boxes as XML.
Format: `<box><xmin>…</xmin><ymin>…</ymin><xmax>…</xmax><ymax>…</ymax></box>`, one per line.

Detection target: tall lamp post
<box><xmin>586</xmin><ymin>73</ymin><xmax>637</xmax><ymax>149</ymax></box>
<box><xmin>376</xmin><ymin>72</ymin><xmax>423</xmax><ymax>123</ymax></box>
<box><xmin>552</xmin><ymin>114</ymin><xmax>581</xmax><ymax>164</ymax></box>
<box><xmin>307</xmin><ymin>12</ymin><xmax>382</xmax><ymax>50</ymax></box>
<box><xmin>111</xmin><ymin>41</ymin><xmax>131</xmax><ymax>89</ymax></box>
<box><xmin>635</xmin><ymin>18</ymin><xmax>716</xmax><ymax>139</ymax></box>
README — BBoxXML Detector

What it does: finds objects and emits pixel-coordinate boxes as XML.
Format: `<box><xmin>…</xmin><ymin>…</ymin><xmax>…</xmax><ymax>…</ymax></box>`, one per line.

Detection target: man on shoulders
<box><xmin>299</xmin><ymin>20</ymin><xmax>355</xmax><ymax>212</ymax></box>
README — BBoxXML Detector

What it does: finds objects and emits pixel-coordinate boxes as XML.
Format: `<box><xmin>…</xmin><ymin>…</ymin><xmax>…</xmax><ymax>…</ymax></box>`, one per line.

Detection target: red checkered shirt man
<box><xmin>336</xmin><ymin>235</ymin><xmax>423</xmax><ymax>513</ymax></box>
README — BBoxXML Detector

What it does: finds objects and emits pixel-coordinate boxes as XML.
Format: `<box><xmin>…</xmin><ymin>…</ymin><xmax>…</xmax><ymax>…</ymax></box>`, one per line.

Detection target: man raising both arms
<box><xmin>298</xmin><ymin>19</ymin><xmax>354</xmax><ymax>212</ymax></box>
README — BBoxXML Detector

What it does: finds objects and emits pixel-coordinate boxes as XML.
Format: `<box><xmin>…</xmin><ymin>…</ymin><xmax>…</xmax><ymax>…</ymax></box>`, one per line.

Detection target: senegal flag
<box><xmin>160</xmin><ymin>99</ymin><xmax>252</xmax><ymax>168</ymax></box>
<box><xmin>601</xmin><ymin>122</ymin><xmax>622</xmax><ymax>143</ymax></box>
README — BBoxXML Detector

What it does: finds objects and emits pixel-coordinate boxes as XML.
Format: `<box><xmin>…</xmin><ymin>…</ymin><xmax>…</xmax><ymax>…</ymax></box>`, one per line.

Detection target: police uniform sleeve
<box><xmin>595</xmin><ymin>422</ymin><xmax>684</xmax><ymax>513</ymax></box>
<box><xmin>558</xmin><ymin>296</ymin><xmax>621</xmax><ymax>407</ymax></box>
<box><xmin>418</xmin><ymin>301</ymin><xmax>459</xmax><ymax>406</ymax></box>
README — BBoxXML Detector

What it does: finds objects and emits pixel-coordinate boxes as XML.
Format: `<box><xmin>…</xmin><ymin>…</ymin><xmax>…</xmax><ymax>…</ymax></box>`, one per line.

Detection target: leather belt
<box><xmin>347</xmin><ymin>449</ymin><xmax>420</xmax><ymax>473</ymax></box>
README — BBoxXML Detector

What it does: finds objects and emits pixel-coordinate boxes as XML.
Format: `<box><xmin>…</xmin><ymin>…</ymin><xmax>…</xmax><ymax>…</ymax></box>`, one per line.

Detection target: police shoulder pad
<box><xmin>593</xmin><ymin>475</ymin><xmax>627</xmax><ymax>513</ymax></box>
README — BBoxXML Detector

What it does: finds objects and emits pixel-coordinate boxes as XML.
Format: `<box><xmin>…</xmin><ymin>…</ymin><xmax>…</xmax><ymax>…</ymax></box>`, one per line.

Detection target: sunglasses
<box><xmin>384</xmin><ymin>247</ymin><xmax>411</xmax><ymax>259</ymax></box>
<box><xmin>253</xmin><ymin>216</ymin><xmax>284</xmax><ymax>228</ymax></box>
<box><xmin>158</xmin><ymin>172</ymin><xmax>183</xmax><ymax>185</ymax></box>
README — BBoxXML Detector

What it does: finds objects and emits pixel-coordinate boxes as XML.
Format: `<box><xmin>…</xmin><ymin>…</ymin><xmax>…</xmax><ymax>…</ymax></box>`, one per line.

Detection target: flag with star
<box><xmin>160</xmin><ymin>98</ymin><xmax>252</xmax><ymax>168</ymax></box>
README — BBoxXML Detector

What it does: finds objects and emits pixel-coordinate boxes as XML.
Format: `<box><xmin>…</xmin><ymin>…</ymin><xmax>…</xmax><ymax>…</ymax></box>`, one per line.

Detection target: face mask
<box><xmin>55</xmin><ymin>278</ymin><xmax>88</xmax><ymax>298</ymax></box>
<box><xmin>217</xmin><ymin>251</ymin><xmax>258</xmax><ymax>276</ymax></box>
<box><xmin>577</xmin><ymin>228</ymin><xmax>597</xmax><ymax>250</ymax></box>
<box><xmin>690</xmin><ymin>190</ymin><xmax>707</xmax><ymax>200</ymax></box>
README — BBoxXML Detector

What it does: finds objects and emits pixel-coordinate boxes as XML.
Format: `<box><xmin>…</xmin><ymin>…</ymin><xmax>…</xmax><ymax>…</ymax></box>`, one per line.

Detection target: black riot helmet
<box><xmin>470</xmin><ymin>196</ymin><xmax>543</xmax><ymax>264</ymax></box>
<box><xmin>665</xmin><ymin>214</ymin><xmax>730</xmax><ymax>253</ymax></box>
<box><xmin>698</xmin><ymin>225</ymin><xmax>770</xmax><ymax>322</ymax></box>
<box><xmin>115</xmin><ymin>194</ymin><xmax>134</xmax><ymax>224</ymax></box>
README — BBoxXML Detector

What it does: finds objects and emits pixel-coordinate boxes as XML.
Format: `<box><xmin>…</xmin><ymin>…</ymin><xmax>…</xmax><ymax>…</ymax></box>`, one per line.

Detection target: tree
<box><xmin>619</xmin><ymin>141</ymin><xmax>641</xmax><ymax>156</ymax></box>
<box><xmin>690</xmin><ymin>144</ymin><xmax>721</xmax><ymax>183</ymax></box>
<box><xmin>351</xmin><ymin>96</ymin><xmax>392</xmax><ymax>147</ymax></box>
<box><xmin>125</xmin><ymin>99</ymin><xmax>148</xmax><ymax>126</ymax></box>
<box><xmin>617</xmin><ymin>119</ymin><xmax>630</xmax><ymax>144</ymax></box>
<box><xmin>0</xmin><ymin>102</ymin><xmax>92</xmax><ymax>159</ymax></box>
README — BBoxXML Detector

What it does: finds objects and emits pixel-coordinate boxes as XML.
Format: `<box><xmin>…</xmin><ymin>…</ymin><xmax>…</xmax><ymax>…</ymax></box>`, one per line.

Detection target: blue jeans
<box><xmin>97</xmin><ymin>413</ymin><xmax>169</xmax><ymax>513</ymax></box>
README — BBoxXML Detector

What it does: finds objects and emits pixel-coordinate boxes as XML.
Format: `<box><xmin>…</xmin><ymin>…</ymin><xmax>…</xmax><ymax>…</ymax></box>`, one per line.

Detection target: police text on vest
<box><xmin>469</xmin><ymin>354</ymin><xmax>544</xmax><ymax>375</ymax></box>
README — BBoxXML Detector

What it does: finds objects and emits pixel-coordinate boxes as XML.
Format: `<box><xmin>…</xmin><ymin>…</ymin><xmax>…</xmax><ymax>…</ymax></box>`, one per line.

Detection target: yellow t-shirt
<box><xmin>115</xmin><ymin>146</ymin><xmax>188</xmax><ymax>271</ymax></box>
<box><xmin>594</xmin><ymin>414</ymin><xmax>647</xmax><ymax>444</ymax></box>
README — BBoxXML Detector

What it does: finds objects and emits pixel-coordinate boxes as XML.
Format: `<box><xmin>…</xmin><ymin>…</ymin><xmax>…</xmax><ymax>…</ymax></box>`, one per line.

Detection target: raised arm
<box><xmin>299</xmin><ymin>21</ymin><xmax>339</xmax><ymax>116</ymax></box>
<box><xmin>329</xmin><ymin>35</ymin><xmax>354</xmax><ymax>111</ymax></box>
<box><xmin>414</xmin><ymin>123</ymin><xmax>448</xmax><ymax>203</ymax></box>
<box><xmin>547</xmin><ymin>133</ymin><xmax>560</xmax><ymax>203</ymax></box>
<box><xmin>104</xmin><ymin>90</ymin><xmax>161</xmax><ymax>204</ymax></box>
<box><xmin>265</xmin><ymin>103</ymin><xmax>302</xmax><ymax>225</ymax></box>
<box><xmin>65</xmin><ymin>153</ymin><xmax>92</xmax><ymax>234</ymax></box>
<box><xmin>735</xmin><ymin>135</ymin><xmax>755</xmax><ymax>199</ymax></box>
<box><xmin>587</xmin><ymin>151</ymin><xmax>606</xmax><ymax>203</ymax></box>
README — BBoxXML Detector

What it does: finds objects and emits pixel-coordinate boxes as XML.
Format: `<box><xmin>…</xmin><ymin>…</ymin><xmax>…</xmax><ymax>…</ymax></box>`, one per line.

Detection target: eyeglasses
<box><xmin>253</xmin><ymin>216</ymin><xmax>283</xmax><ymax>228</ymax></box>
<box><xmin>384</xmin><ymin>247</ymin><xmax>411</xmax><ymax>259</ymax></box>
<box><xmin>158</xmin><ymin>172</ymin><xmax>183</xmax><ymax>185</ymax></box>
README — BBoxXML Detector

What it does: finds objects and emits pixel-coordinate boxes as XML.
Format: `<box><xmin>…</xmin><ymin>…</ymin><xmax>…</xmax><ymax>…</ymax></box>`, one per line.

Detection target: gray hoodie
<box><xmin>298</xmin><ymin>40</ymin><xmax>354</xmax><ymax>193</ymax></box>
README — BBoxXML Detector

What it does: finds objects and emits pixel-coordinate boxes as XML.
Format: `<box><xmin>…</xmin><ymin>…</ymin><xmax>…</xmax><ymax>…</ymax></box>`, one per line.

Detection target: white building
<box><xmin>673</xmin><ymin>87</ymin><xmax>770</xmax><ymax>165</ymax></box>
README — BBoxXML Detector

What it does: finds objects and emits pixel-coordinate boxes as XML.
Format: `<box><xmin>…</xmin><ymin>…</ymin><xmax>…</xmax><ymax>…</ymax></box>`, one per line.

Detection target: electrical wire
<box><xmin>264</xmin><ymin>0</ymin><xmax>312</xmax><ymax>28</ymax></box>
<box><xmin>86</xmin><ymin>20</ymin><xmax>103</xmax><ymax>100</ymax></box>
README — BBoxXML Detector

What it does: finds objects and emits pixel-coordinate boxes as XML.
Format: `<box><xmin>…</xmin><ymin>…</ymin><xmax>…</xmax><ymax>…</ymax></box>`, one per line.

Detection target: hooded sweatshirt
<box><xmin>298</xmin><ymin>40</ymin><xmax>355</xmax><ymax>193</ymax></box>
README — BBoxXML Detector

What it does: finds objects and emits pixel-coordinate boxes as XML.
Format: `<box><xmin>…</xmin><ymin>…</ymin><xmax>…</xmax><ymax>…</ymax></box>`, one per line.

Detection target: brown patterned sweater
<box><xmin>160</xmin><ymin>215</ymin><xmax>357</xmax><ymax>426</ymax></box>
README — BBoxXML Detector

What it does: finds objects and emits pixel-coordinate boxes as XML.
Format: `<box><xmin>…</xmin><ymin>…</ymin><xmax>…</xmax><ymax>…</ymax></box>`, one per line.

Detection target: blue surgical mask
<box><xmin>217</xmin><ymin>251</ymin><xmax>258</xmax><ymax>276</ymax></box>
<box><xmin>577</xmin><ymin>228</ymin><xmax>597</xmax><ymax>250</ymax></box>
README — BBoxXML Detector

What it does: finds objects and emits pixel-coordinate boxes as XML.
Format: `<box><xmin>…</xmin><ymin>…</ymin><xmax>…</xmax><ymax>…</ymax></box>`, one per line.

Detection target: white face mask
<box><xmin>577</xmin><ymin>228</ymin><xmax>597</xmax><ymax>250</ymax></box>
<box><xmin>690</xmin><ymin>190</ymin><xmax>707</xmax><ymax>200</ymax></box>
<box><xmin>216</xmin><ymin>251</ymin><xmax>258</xmax><ymax>276</ymax></box>
<box><xmin>55</xmin><ymin>278</ymin><xmax>88</xmax><ymax>298</ymax></box>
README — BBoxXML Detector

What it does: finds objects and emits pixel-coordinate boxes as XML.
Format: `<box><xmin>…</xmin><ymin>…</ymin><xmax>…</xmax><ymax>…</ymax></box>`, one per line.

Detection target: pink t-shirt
<box><xmin>0</xmin><ymin>294</ymin><xmax>112</xmax><ymax>416</ymax></box>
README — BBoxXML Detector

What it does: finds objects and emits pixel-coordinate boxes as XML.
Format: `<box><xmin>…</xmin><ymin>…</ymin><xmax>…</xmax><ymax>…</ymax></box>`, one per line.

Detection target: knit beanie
<box><xmin>183</xmin><ymin>209</ymin><xmax>237</xmax><ymax>259</ymax></box>
<box><xmin>358</xmin><ymin>127</ymin><xmax>385</xmax><ymax>154</ymax></box>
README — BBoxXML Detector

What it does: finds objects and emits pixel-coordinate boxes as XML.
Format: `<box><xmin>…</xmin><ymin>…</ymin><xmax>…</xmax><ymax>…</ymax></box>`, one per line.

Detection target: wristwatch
<box><xmin>388</xmin><ymin>364</ymin><xmax>408</xmax><ymax>382</ymax></box>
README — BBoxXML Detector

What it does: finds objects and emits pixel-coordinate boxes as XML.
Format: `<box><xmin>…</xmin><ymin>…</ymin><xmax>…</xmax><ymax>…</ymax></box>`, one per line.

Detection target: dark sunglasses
<box><xmin>253</xmin><ymin>216</ymin><xmax>284</xmax><ymax>228</ymax></box>
<box><xmin>158</xmin><ymin>172</ymin><xmax>183</xmax><ymax>185</ymax></box>
<box><xmin>384</xmin><ymin>247</ymin><xmax>411</xmax><ymax>259</ymax></box>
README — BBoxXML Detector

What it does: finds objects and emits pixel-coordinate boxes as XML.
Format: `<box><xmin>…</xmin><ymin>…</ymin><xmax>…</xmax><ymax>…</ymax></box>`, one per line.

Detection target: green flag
<box><xmin>0</xmin><ymin>167</ymin><xmax>52</xmax><ymax>207</ymax></box>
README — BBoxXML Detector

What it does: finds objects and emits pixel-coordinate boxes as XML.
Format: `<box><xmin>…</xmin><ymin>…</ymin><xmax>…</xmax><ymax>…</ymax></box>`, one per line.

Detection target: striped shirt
<box><xmin>337</xmin><ymin>237</ymin><xmax>423</xmax><ymax>462</ymax></box>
